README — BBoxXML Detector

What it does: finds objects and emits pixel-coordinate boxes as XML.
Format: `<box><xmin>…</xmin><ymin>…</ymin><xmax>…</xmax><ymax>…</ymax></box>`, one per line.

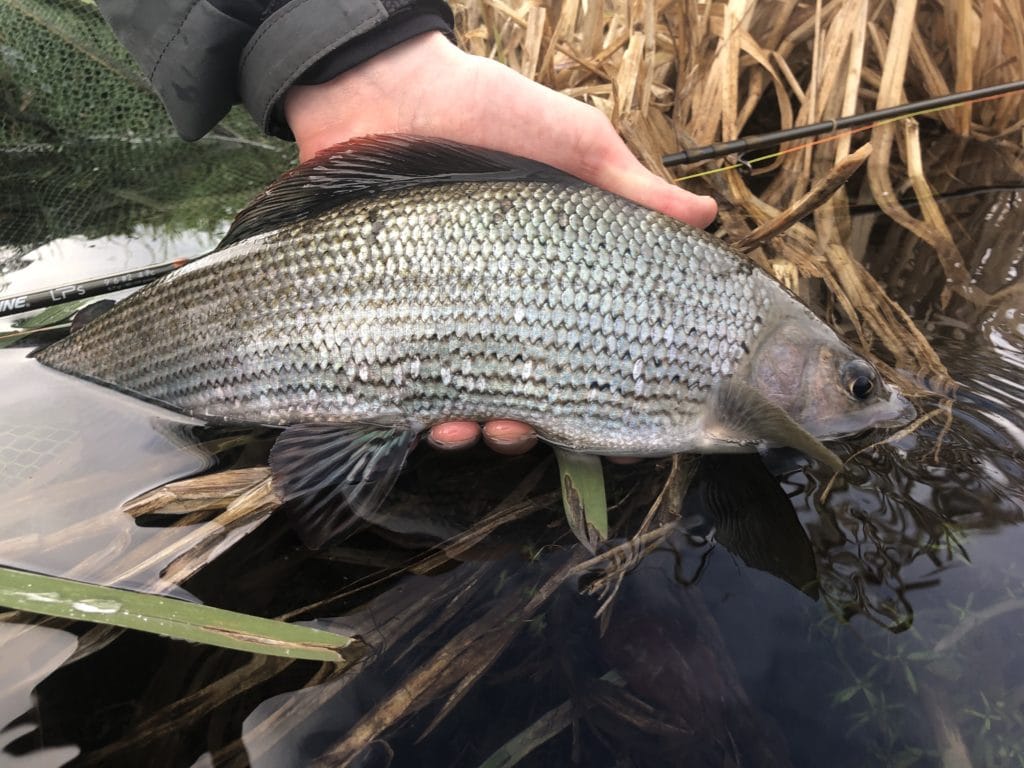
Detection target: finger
<box><xmin>482</xmin><ymin>420</ymin><xmax>538</xmax><ymax>455</ymax></box>
<box><xmin>606</xmin><ymin>456</ymin><xmax>644</xmax><ymax>465</ymax></box>
<box><xmin>427</xmin><ymin>421</ymin><xmax>481</xmax><ymax>450</ymax></box>
<box><xmin>558</xmin><ymin>111</ymin><xmax>718</xmax><ymax>227</ymax></box>
<box><xmin>598</xmin><ymin>168</ymin><xmax>718</xmax><ymax>228</ymax></box>
<box><xmin>449</xmin><ymin>67</ymin><xmax>717</xmax><ymax>227</ymax></box>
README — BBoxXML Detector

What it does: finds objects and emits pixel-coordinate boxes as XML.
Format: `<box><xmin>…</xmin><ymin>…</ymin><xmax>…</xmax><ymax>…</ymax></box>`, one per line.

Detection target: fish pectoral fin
<box><xmin>268</xmin><ymin>423</ymin><xmax>418</xmax><ymax>549</ymax></box>
<box><xmin>706</xmin><ymin>378</ymin><xmax>843</xmax><ymax>472</ymax></box>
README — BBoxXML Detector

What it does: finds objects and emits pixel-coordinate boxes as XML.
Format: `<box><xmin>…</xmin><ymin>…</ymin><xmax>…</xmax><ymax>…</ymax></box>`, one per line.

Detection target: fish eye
<box><xmin>843</xmin><ymin>360</ymin><xmax>877</xmax><ymax>401</ymax></box>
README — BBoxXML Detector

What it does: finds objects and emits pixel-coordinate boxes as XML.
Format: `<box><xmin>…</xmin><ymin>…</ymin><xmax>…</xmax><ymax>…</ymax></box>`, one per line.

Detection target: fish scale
<box><xmin>38</xmin><ymin>179</ymin><xmax>771</xmax><ymax>454</ymax></box>
<box><xmin>36</xmin><ymin>136</ymin><xmax>919</xmax><ymax>547</ymax></box>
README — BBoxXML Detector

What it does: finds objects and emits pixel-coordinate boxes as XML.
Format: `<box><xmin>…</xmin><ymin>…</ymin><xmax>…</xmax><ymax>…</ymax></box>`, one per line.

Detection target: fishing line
<box><xmin>667</xmin><ymin>79</ymin><xmax>1024</xmax><ymax>182</ymax></box>
<box><xmin>0</xmin><ymin>323</ymin><xmax>70</xmax><ymax>344</ymax></box>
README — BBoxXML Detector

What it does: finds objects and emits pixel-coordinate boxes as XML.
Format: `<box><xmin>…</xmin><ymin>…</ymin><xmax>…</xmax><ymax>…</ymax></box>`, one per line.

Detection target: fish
<box><xmin>36</xmin><ymin>135</ymin><xmax>915</xmax><ymax>546</ymax></box>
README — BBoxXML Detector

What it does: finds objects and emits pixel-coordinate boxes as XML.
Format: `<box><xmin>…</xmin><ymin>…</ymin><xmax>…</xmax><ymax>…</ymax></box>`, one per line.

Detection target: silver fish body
<box><xmin>37</xmin><ymin>139</ymin><xmax>912</xmax><ymax>463</ymax></box>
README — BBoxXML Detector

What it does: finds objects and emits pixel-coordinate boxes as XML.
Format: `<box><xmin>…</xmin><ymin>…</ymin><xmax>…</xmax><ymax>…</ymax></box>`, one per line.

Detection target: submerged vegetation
<box><xmin>1</xmin><ymin>0</ymin><xmax>1023</xmax><ymax>766</ymax></box>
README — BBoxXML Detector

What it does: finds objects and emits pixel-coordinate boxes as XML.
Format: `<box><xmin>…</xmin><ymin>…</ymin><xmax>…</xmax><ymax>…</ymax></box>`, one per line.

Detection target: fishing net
<box><xmin>0</xmin><ymin>0</ymin><xmax>295</xmax><ymax>282</ymax></box>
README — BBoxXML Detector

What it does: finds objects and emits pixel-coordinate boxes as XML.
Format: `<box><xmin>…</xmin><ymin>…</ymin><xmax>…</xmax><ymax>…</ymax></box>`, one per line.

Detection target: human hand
<box><xmin>283</xmin><ymin>30</ymin><xmax>718</xmax><ymax>455</ymax></box>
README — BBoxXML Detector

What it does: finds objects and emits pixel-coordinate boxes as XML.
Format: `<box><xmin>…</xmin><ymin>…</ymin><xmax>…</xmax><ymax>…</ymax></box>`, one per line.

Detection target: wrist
<box><xmin>283</xmin><ymin>30</ymin><xmax>457</xmax><ymax>160</ymax></box>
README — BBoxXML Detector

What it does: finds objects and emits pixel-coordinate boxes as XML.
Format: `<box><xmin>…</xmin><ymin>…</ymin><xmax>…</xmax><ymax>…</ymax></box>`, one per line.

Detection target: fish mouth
<box><xmin>840</xmin><ymin>395</ymin><xmax>917</xmax><ymax>439</ymax></box>
<box><xmin>850</xmin><ymin>389</ymin><xmax>918</xmax><ymax>438</ymax></box>
<box><xmin>801</xmin><ymin>386</ymin><xmax>918</xmax><ymax>441</ymax></box>
<box><xmin>876</xmin><ymin>388</ymin><xmax>917</xmax><ymax>429</ymax></box>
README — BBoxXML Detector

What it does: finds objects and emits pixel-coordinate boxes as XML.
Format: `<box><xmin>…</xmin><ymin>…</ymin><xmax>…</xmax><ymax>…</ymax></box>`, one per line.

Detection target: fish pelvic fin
<box><xmin>705</xmin><ymin>378</ymin><xmax>843</xmax><ymax>473</ymax></box>
<box><xmin>269</xmin><ymin>423</ymin><xmax>418</xmax><ymax>549</ymax></box>
<box><xmin>217</xmin><ymin>135</ymin><xmax>582</xmax><ymax>248</ymax></box>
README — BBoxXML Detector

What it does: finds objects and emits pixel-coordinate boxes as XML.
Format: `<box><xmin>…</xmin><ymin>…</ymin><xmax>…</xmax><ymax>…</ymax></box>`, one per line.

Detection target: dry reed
<box><xmin>454</xmin><ymin>0</ymin><xmax>1024</xmax><ymax>390</ymax></box>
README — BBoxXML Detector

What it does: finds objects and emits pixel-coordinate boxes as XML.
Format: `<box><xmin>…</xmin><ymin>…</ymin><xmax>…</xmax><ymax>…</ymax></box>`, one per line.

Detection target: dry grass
<box><xmin>453</xmin><ymin>0</ymin><xmax>1024</xmax><ymax>390</ymax></box>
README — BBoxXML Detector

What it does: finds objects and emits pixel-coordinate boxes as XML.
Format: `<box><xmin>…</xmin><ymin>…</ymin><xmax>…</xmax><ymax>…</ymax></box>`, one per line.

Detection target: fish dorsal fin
<box><xmin>269</xmin><ymin>422</ymin><xmax>418</xmax><ymax>549</ymax></box>
<box><xmin>217</xmin><ymin>135</ymin><xmax>579</xmax><ymax>249</ymax></box>
<box><xmin>706</xmin><ymin>378</ymin><xmax>843</xmax><ymax>472</ymax></box>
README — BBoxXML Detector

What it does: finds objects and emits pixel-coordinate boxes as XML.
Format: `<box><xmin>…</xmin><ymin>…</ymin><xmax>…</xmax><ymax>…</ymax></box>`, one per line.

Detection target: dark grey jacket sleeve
<box><xmin>95</xmin><ymin>0</ymin><xmax>453</xmax><ymax>141</ymax></box>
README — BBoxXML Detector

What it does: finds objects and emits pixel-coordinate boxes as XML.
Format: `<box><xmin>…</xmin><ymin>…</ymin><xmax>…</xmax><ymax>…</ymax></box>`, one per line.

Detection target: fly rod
<box><xmin>4</xmin><ymin>80</ymin><xmax>1023</xmax><ymax>319</ymax></box>
<box><xmin>663</xmin><ymin>80</ymin><xmax>1024</xmax><ymax>167</ymax></box>
<box><xmin>0</xmin><ymin>258</ymin><xmax>190</xmax><ymax>319</ymax></box>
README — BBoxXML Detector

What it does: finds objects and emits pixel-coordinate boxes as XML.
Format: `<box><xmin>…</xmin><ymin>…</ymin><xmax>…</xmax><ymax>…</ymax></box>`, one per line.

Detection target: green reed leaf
<box><xmin>553</xmin><ymin>448</ymin><xmax>607</xmax><ymax>552</ymax></box>
<box><xmin>0</xmin><ymin>566</ymin><xmax>362</xmax><ymax>663</ymax></box>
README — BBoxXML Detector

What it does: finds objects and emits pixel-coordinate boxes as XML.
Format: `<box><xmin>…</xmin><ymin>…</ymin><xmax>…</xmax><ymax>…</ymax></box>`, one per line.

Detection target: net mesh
<box><xmin>0</xmin><ymin>0</ymin><xmax>295</xmax><ymax>283</ymax></box>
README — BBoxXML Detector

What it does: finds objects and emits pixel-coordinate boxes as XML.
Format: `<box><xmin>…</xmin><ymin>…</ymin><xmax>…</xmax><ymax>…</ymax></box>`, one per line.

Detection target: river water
<box><xmin>0</xmin><ymin>138</ymin><xmax>1021</xmax><ymax>768</ymax></box>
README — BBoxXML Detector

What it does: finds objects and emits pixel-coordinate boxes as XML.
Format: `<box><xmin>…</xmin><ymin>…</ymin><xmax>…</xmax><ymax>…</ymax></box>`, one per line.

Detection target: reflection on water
<box><xmin>0</xmin><ymin>139</ymin><xmax>292</xmax><ymax>284</ymax></box>
<box><xmin>0</xmin><ymin>145</ymin><xmax>1022</xmax><ymax>766</ymax></box>
<box><xmin>801</xmin><ymin>332</ymin><xmax>1024</xmax><ymax>632</ymax></box>
<box><xmin>0</xmin><ymin>623</ymin><xmax>79</xmax><ymax>767</ymax></box>
<box><xmin>1</xmin><ymin>230</ymin><xmax>220</xmax><ymax>299</ymax></box>
<box><xmin>0</xmin><ymin>348</ymin><xmax>214</xmax><ymax>590</ymax></box>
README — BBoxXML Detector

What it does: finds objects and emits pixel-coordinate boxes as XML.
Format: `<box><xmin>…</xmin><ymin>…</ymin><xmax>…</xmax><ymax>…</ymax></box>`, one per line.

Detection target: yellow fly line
<box><xmin>671</xmin><ymin>83</ymin><xmax>1024</xmax><ymax>183</ymax></box>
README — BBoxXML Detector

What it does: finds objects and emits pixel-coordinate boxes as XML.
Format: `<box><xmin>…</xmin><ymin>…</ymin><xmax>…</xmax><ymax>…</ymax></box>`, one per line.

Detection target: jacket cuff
<box><xmin>97</xmin><ymin>0</ymin><xmax>255</xmax><ymax>142</ymax></box>
<box><xmin>240</xmin><ymin>0</ymin><xmax>454</xmax><ymax>140</ymax></box>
